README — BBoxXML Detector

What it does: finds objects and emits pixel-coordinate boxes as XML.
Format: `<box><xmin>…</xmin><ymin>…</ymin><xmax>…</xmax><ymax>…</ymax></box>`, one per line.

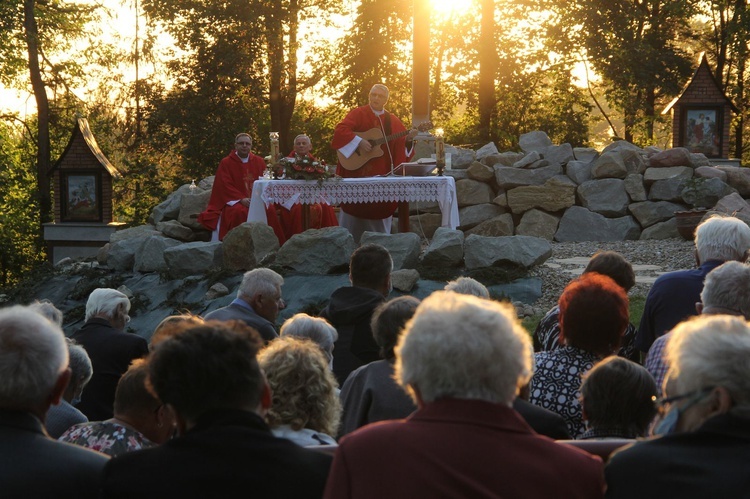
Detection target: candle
<box><xmin>435</xmin><ymin>128</ymin><xmax>445</xmax><ymax>175</ymax></box>
<box><xmin>269</xmin><ymin>132</ymin><xmax>280</xmax><ymax>163</ymax></box>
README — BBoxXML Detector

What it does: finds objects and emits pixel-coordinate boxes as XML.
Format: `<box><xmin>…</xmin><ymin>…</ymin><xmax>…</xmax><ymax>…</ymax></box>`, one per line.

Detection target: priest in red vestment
<box><xmin>278</xmin><ymin>134</ymin><xmax>338</xmax><ymax>240</ymax></box>
<box><xmin>197</xmin><ymin>133</ymin><xmax>286</xmax><ymax>243</ymax></box>
<box><xmin>331</xmin><ymin>84</ymin><xmax>416</xmax><ymax>241</ymax></box>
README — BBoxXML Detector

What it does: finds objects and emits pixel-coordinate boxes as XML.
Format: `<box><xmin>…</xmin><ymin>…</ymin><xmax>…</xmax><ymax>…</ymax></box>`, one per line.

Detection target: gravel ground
<box><xmin>527</xmin><ymin>238</ymin><xmax>697</xmax><ymax>314</ymax></box>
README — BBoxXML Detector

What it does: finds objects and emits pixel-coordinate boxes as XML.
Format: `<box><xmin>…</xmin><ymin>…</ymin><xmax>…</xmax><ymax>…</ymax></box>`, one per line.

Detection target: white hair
<box><xmin>280</xmin><ymin>313</ymin><xmax>338</xmax><ymax>360</ymax></box>
<box><xmin>395</xmin><ymin>291</ymin><xmax>532</xmax><ymax>406</ymax></box>
<box><xmin>695</xmin><ymin>215</ymin><xmax>750</xmax><ymax>264</ymax></box>
<box><xmin>444</xmin><ymin>277</ymin><xmax>490</xmax><ymax>298</ymax></box>
<box><xmin>85</xmin><ymin>288</ymin><xmax>131</xmax><ymax>322</ymax></box>
<box><xmin>370</xmin><ymin>83</ymin><xmax>389</xmax><ymax>97</ymax></box>
<box><xmin>238</xmin><ymin>268</ymin><xmax>284</xmax><ymax>300</ymax></box>
<box><xmin>701</xmin><ymin>261</ymin><xmax>750</xmax><ymax>318</ymax></box>
<box><xmin>666</xmin><ymin>315</ymin><xmax>750</xmax><ymax>415</ymax></box>
<box><xmin>67</xmin><ymin>338</ymin><xmax>93</xmax><ymax>387</ymax></box>
<box><xmin>28</xmin><ymin>299</ymin><xmax>63</xmax><ymax>326</ymax></box>
<box><xmin>0</xmin><ymin>305</ymin><xmax>69</xmax><ymax>409</ymax></box>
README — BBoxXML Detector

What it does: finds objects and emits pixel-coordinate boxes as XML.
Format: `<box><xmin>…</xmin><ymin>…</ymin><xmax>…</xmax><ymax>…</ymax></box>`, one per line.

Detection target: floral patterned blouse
<box><xmin>59</xmin><ymin>421</ymin><xmax>155</xmax><ymax>457</ymax></box>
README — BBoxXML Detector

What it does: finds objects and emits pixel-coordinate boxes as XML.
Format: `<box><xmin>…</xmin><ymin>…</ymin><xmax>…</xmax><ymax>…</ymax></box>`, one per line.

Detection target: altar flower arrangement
<box><xmin>280</xmin><ymin>154</ymin><xmax>334</xmax><ymax>184</ymax></box>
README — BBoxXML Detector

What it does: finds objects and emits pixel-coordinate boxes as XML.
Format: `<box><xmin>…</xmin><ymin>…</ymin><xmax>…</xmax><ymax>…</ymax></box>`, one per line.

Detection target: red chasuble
<box><xmin>331</xmin><ymin>105</ymin><xmax>412</xmax><ymax>219</ymax></box>
<box><xmin>197</xmin><ymin>151</ymin><xmax>286</xmax><ymax>243</ymax></box>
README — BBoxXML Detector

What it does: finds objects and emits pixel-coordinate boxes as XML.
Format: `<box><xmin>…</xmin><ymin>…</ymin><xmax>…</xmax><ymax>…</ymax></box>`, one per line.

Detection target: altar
<box><xmin>247</xmin><ymin>176</ymin><xmax>460</xmax><ymax>233</ymax></box>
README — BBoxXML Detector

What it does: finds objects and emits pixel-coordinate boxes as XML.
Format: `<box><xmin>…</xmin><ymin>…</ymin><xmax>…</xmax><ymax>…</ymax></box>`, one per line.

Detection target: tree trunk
<box><xmin>477</xmin><ymin>0</ymin><xmax>496</xmax><ymax>141</ymax></box>
<box><xmin>24</xmin><ymin>0</ymin><xmax>52</xmax><ymax>227</ymax></box>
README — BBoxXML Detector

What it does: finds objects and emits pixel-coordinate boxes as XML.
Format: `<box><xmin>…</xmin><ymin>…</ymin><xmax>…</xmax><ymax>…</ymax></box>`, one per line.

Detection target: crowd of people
<box><xmin>4</xmin><ymin>82</ymin><xmax>750</xmax><ymax>496</ymax></box>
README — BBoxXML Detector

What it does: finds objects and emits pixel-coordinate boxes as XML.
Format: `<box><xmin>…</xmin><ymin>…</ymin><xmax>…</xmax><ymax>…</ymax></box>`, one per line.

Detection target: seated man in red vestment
<box><xmin>278</xmin><ymin>134</ymin><xmax>338</xmax><ymax>240</ymax></box>
<box><xmin>331</xmin><ymin>84</ymin><xmax>416</xmax><ymax>242</ymax></box>
<box><xmin>198</xmin><ymin>133</ymin><xmax>286</xmax><ymax>243</ymax></box>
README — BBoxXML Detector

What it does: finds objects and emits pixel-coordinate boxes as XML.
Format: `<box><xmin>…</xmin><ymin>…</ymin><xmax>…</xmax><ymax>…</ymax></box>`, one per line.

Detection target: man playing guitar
<box><xmin>331</xmin><ymin>83</ymin><xmax>420</xmax><ymax>242</ymax></box>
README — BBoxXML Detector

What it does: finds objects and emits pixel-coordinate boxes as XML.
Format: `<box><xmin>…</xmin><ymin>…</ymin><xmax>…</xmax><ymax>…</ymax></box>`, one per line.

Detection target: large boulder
<box><xmin>680</xmin><ymin>177</ymin><xmax>735</xmax><ymax>209</ymax></box>
<box><xmin>643</xmin><ymin>166</ymin><xmax>693</xmax><ymax>184</ymax></box>
<box><xmin>573</xmin><ymin>147</ymin><xmax>598</xmax><ymax>163</ymax></box>
<box><xmin>577</xmin><ymin>179</ymin><xmax>629</xmax><ymax>217</ymax></box>
<box><xmin>620</xmin><ymin>148</ymin><xmax>647</xmax><ymax>175</ymax></box>
<box><xmin>456</xmin><ymin>179</ymin><xmax>494</xmax><ymax>206</ymax></box>
<box><xmin>445</xmin><ymin>145</ymin><xmax>475</xmax><ymax>169</ymax></box>
<box><xmin>624</xmin><ymin>174</ymin><xmax>647</xmax><ymax>202</ymax></box>
<box><xmin>464</xmin><ymin>235</ymin><xmax>552</xmax><ymax>270</ymax></box>
<box><xmin>466</xmin><ymin>161</ymin><xmax>496</xmax><ymax>183</ymax></box>
<box><xmin>519</xmin><ymin>131</ymin><xmax>552</xmax><ymax>153</ymax></box>
<box><xmin>178</xmin><ymin>189</ymin><xmax>211</xmax><ymax>230</ymax></box>
<box><xmin>458</xmin><ymin>204</ymin><xmax>506</xmax><ymax>230</ymax></box>
<box><xmin>484</xmin><ymin>151</ymin><xmax>525</xmax><ymax>167</ymax></box>
<box><xmin>465</xmin><ymin>214</ymin><xmax>515</xmax><ymax>237</ymax></box>
<box><xmin>601</xmin><ymin>141</ymin><xmax>644</xmax><ymax>156</ymax></box>
<box><xmin>475</xmin><ymin>142</ymin><xmax>499</xmax><ymax>161</ymax></box>
<box><xmin>148</xmin><ymin>184</ymin><xmax>194</xmax><ymax>225</ymax></box>
<box><xmin>649</xmin><ymin>147</ymin><xmax>692</xmax><ymax>167</ymax></box>
<box><xmin>107</xmin><ymin>237</ymin><xmax>149</xmax><ymax>271</ymax></box>
<box><xmin>275</xmin><ymin>227</ymin><xmax>354</xmax><ymax>274</ymax></box>
<box><xmin>516</xmin><ymin>209</ymin><xmax>560</xmax><ymax>240</ymax></box>
<box><xmin>164</xmin><ymin>241</ymin><xmax>223</xmax><ymax>279</ymax></box>
<box><xmin>591</xmin><ymin>151</ymin><xmax>628</xmax><ymax>179</ymax></box>
<box><xmin>712</xmin><ymin>192</ymin><xmax>750</xmax><ymax>216</ymax></box>
<box><xmin>543</xmin><ymin>143</ymin><xmax>575</xmax><ymax>167</ymax></box>
<box><xmin>156</xmin><ymin>220</ymin><xmax>195</xmax><ymax>242</ymax></box>
<box><xmin>628</xmin><ymin>201</ymin><xmax>686</xmax><ymax>228</ymax></box>
<box><xmin>648</xmin><ymin>177</ymin><xmax>689</xmax><ymax>202</ymax></box>
<box><xmin>222</xmin><ymin>223</ymin><xmax>280</xmax><ymax>271</ymax></box>
<box><xmin>512</xmin><ymin>151</ymin><xmax>542</xmax><ymax>169</ymax></box>
<box><xmin>420</xmin><ymin>227</ymin><xmax>464</xmax><ymax>267</ymax></box>
<box><xmin>360</xmin><ymin>232</ymin><xmax>421</xmax><ymax>270</ymax></box>
<box><xmin>391</xmin><ymin>269</ymin><xmax>420</xmax><ymax>292</ymax></box>
<box><xmin>555</xmin><ymin>206</ymin><xmax>641</xmax><ymax>241</ymax></box>
<box><xmin>566</xmin><ymin>160</ymin><xmax>593</xmax><ymax>185</ymax></box>
<box><xmin>695</xmin><ymin>166</ymin><xmax>727</xmax><ymax>182</ymax></box>
<box><xmin>717</xmin><ymin>166</ymin><xmax>750</xmax><ymax>196</ymax></box>
<box><xmin>405</xmin><ymin>213</ymin><xmax>443</xmax><ymax>239</ymax></box>
<box><xmin>134</xmin><ymin>235</ymin><xmax>183</xmax><ymax>273</ymax></box>
<box><xmin>110</xmin><ymin>224</ymin><xmax>159</xmax><ymax>243</ymax></box>
<box><xmin>640</xmin><ymin>218</ymin><xmax>681</xmax><ymax>240</ymax></box>
<box><xmin>494</xmin><ymin>164</ymin><xmax>563</xmax><ymax>189</ymax></box>
<box><xmin>506</xmin><ymin>176</ymin><xmax>576</xmax><ymax>213</ymax></box>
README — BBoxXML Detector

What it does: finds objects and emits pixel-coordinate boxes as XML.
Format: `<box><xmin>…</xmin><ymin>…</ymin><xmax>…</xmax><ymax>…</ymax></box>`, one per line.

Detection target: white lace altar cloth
<box><xmin>247</xmin><ymin>176</ymin><xmax>459</xmax><ymax>229</ymax></box>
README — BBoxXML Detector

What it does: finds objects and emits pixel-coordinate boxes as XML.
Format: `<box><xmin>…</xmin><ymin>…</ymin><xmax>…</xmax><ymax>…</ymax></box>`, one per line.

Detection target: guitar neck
<box><xmin>372</xmin><ymin>128</ymin><xmax>413</xmax><ymax>146</ymax></box>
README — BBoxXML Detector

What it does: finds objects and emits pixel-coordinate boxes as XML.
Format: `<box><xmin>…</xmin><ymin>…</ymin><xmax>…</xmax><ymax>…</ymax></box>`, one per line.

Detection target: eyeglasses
<box><xmin>655</xmin><ymin>386</ymin><xmax>715</xmax><ymax>411</ymax></box>
<box><xmin>236</xmin><ymin>142</ymin><xmax>252</xmax><ymax>146</ymax></box>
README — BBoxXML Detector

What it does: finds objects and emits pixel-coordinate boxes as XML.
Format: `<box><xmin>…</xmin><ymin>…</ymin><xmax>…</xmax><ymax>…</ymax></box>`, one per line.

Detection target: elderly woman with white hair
<box><xmin>71</xmin><ymin>288</ymin><xmax>148</xmax><ymax>421</ymax></box>
<box><xmin>606</xmin><ymin>315</ymin><xmax>750</xmax><ymax>498</ymax></box>
<box><xmin>280</xmin><ymin>313</ymin><xmax>338</xmax><ymax>368</ymax></box>
<box><xmin>325</xmin><ymin>292</ymin><xmax>604</xmax><ymax>498</ymax></box>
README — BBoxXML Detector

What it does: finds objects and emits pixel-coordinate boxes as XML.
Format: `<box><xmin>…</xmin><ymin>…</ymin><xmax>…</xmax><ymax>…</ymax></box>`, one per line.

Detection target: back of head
<box><xmin>85</xmin><ymin>288</ymin><xmax>130</xmax><ymax>322</ymax></box>
<box><xmin>350</xmin><ymin>244</ymin><xmax>392</xmax><ymax>289</ymax></box>
<box><xmin>370</xmin><ymin>296</ymin><xmax>420</xmax><ymax>359</ymax></box>
<box><xmin>238</xmin><ymin>268</ymin><xmax>284</xmax><ymax>299</ymax></box>
<box><xmin>583</xmin><ymin>251</ymin><xmax>635</xmax><ymax>291</ymax></box>
<box><xmin>114</xmin><ymin>359</ymin><xmax>160</xmax><ymax>418</ymax></box>
<box><xmin>148</xmin><ymin>321</ymin><xmax>264</xmax><ymax>423</ymax></box>
<box><xmin>695</xmin><ymin>215</ymin><xmax>750</xmax><ymax>264</ymax></box>
<box><xmin>396</xmin><ymin>291</ymin><xmax>532</xmax><ymax>406</ymax></box>
<box><xmin>666</xmin><ymin>315</ymin><xmax>750</xmax><ymax>417</ymax></box>
<box><xmin>559</xmin><ymin>273</ymin><xmax>629</xmax><ymax>357</ymax></box>
<box><xmin>0</xmin><ymin>305</ymin><xmax>68</xmax><ymax>411</ymax></box>
<box><xmin>149</xmin><ymin>313</ymin><xmax>205</xmax><ymax>351</ymax></box>
<box><xmin>580</xmin><ymin>356</ymin><xmax>657</xmax><ymax>437</ymax></box>
<box><xmin>443</xmin><ymin>277</ymin><xmax>490</xmax><ymax>298</ymax></box>
<box><xmin>279</xmin><ymin>313</ymin><xmax>338</xmax><ymax>360</ymax></box>
<box><xmin>28</xmin><ymin>299</ymin><xmax>64</xmax><ymax>326</ymax></box>
<box><xmin>700</xmin><ymin>261</ymin><xmax>750</xmax><ymax>319</ymax></box>
<box><xmin>258</xmin><ymin>336</ymin><xmax>341</xmax><ymax>436</ymax></box>
<box><xmin>67</xmin><ymin>338</ymin><xmax>93</xmax><ymax>388</ymax></box>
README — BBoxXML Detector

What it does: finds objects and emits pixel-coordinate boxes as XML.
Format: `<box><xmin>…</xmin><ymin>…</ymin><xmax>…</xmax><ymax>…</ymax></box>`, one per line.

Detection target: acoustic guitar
<box><xmin>337</xmin><ymin>121</ymin><xmax>433</xmax><ymax>171</ymax></box>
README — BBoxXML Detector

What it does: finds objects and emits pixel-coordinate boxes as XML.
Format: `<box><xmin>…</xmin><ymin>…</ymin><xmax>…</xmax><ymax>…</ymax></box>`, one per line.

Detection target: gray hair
<box><xmin>67</xmin><ymin>338</ymin><xmax>93</xmax><ymax>388</ymax></box>
<box><xmin>701</xmin><ymin>261</ymin><xmax>750</xmax><ymax>319</ymax></box>
<box><xmin>85</xmin><ymin>288</ymin><xmax>131</xmax><ymax>322</ymax></box>
<box><xmin>28</xmin><ymin>299</ymin><xmax>63</xmax><ymax>326</ymax></box>
<box><xmin>666</xmin><ymin>315</ymin><xmax>750</xmax><ymax>416</ymax></box>
<box><xmin>0</xmin><ymin>305</ymin><xmax>68</xmax><ymax>409</ymax></box>
<box><xmin>396</xmin><ymin>291</ymin><xmax>533</xmax><ymax>406</ymax></box>
<box><xmin>237</xmin><ymin>268</ymin><xmax>284</xmax><ymax>300</ymax></box>
<box><xmin>370</xmin><ymin>83</ymin><xmax>389</xmax><ymax>97</ymax></box>
<box><xmin>695</xmin><ymin>215</ymin><xmax>750</xmax><ymax>264</ymax></box>
<box><xmin>280</xmin><ymin>313</ymin><xmax>338</xmax><ymax>361</ymax></box>
<box><xmin>444</xmin><ymin>277</ymin><xmax>489</xmax><ymax>298</ymax></box>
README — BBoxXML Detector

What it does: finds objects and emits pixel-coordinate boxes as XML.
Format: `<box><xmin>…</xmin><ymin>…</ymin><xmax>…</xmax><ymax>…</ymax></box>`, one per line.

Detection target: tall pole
<box><xmin>412</xmin><ymin>0</ymin><xmax>431</xmax><ymax>159</ymax></box>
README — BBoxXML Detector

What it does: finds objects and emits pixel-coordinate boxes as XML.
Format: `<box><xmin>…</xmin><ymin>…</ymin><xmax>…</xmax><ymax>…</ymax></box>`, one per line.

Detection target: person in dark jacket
<box><xmin>321</xmin><ymin>244</ymin><xmax>392</xmax><ymax>385</ymax></box>
<box><xmin>71</xmin><ymin>288</ymin><xmax>148</xmax><ymax>421</ymax></box>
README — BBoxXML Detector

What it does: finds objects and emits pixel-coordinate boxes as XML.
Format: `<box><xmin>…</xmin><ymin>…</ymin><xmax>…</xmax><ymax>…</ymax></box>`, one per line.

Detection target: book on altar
<box><xmin>389</xmin><ymin>157</ymin><xmax>438</xmax><ymax>176</ymax></box>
